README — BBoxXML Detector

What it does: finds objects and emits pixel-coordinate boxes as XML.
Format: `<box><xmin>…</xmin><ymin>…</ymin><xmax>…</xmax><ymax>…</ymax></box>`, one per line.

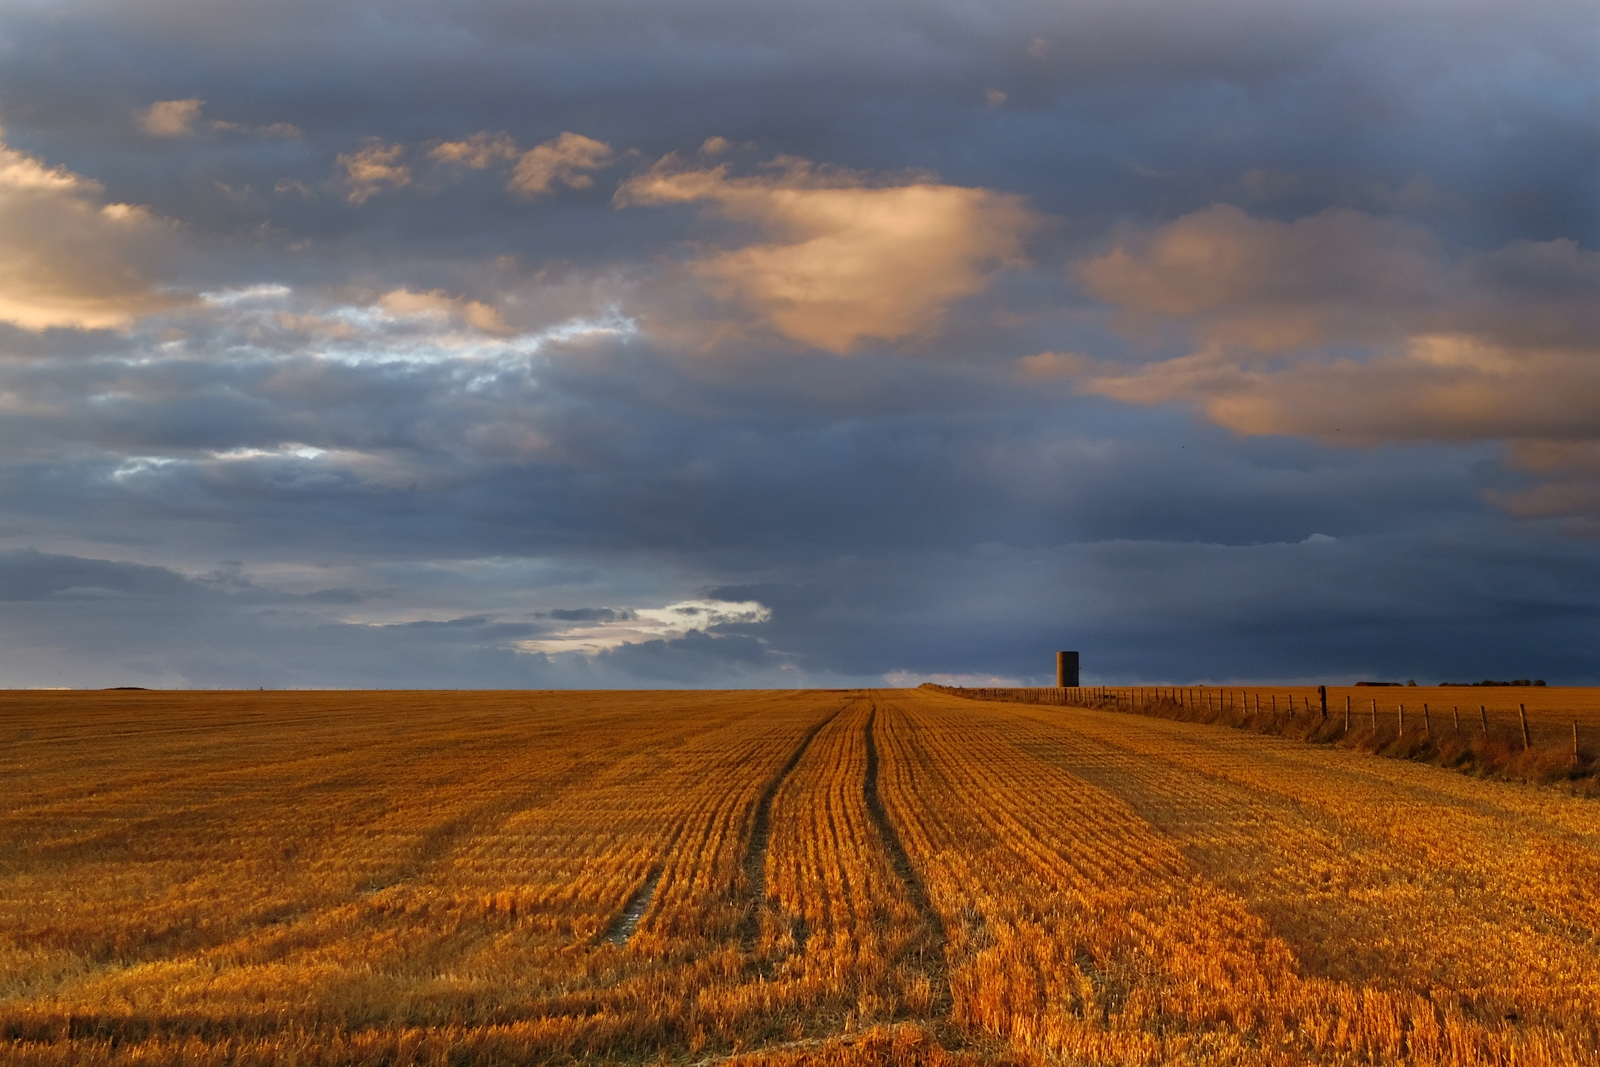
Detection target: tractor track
<box><xmin>740</xmin><ymin>703</ymin><xmax>845</xmax><ymax>950</ymax></box>
<box><xmin>864</xmin><ymin>700</ymin><xmax>954</xmax><ymax>1024</ymax></box>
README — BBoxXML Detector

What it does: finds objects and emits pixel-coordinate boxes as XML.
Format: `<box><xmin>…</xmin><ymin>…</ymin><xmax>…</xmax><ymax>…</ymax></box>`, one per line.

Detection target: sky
<box><xmin>0</xmin><ymin>0</ymin><xmax>1596</xmax><ymax>688</ymax></box>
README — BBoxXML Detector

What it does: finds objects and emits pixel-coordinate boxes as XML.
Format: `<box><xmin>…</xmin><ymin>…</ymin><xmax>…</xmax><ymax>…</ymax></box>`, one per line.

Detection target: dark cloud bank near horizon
<box><xmin>0</xmin><ymin>0</ymin><xmax>1596</xmax><ymax>688</ymax></box>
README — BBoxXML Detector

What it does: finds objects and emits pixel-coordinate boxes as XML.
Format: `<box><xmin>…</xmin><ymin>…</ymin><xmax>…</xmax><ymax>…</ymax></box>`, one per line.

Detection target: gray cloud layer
<box><xmin>0</xmin><ymin>0</ymin><xmax>1595</xmax><ymax>686</ymax></box>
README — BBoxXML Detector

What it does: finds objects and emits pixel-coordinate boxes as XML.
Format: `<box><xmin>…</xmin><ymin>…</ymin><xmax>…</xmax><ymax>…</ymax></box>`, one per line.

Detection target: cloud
<box><xmin>1018</xmin><ymin>351</ymin><xmax>1095</xmax><ymax>379</ymax></box>
<box><xmin>137</xmin><ymin>98</ymin><xmax>204</xmax><ymax>137</ymax></box>
<box><xmin>426</xmin><ymin>130</ymin><xmax>612</xmax><ymax>198</ymax></box>
<box><xmin>0</xmin><ymin>131</ymin><xmax>188</xmax><ymax>331</ymax></box>
<box><xmin>507</xmin><ymin>132</ymin><xmax>614</xmax><ymax>197</ymax></box>
<box><xmin>137</xmin><ymin>99</ymin><xmax>298</xmax><ymax>140</ymax></box>
<box><xmin>1077</xmin><ymin>205</ymin><xmax>1445</xmax><ymax>352</ymax></box>
<box><xmin>617</xmin><ymin>156</ymin><xmax>1036</xmax><ymax>352</ymax></box>
<box><xmin>1070</xmin><ymin>207</ymin><xmax>1600</xmax><ymax>436</ymax></box>
<box><xmin>594</xmin><ymin>629</ymin><xmax>776</xmax><ymax>683</ymax></box>
<box><xmin>3</xmin><ymin>0</ymin><xmax>1600</xmax><ymax>689</ymax></box>
<box><xmin>1061</xmin><ymin>206</ymin><xmax>1600</xmax><ymax>512</ymax></box>
<box><xmin>546</xmin><ymin>607</ymin><xmax>636</xmax><ymax>622</ymax></box>
<box><xmin>338</xmin><ymin>139</ymin><xmax>410</xmax><ymax>203</ymax></box>
<box><xmin>429</xmin><ymin>132</ymin><xmax>519</xmax><ymax>169</ymax></box>
<box><xmin>376</xmin><ymin>288</ymin><xmax>512</xmax><ymax>335</ymax></box>
<box><xmin>522</xmin><ymin>598</ymin><xmax>772</xmax><ymax>654</ymax></box>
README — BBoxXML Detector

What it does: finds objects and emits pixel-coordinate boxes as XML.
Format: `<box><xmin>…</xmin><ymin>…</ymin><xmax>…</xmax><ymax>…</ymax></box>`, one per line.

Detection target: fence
<box><xmin>921</xmin><ymin>683</ymin><xmax>1596</xmax><ymax>784</ymax></box>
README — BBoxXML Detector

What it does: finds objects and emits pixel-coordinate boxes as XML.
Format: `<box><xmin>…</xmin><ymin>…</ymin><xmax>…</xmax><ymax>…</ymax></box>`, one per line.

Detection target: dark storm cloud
<box><xmin>713</xmin><ymin>528</ymin><xmax>1600</xmax><ymax>687</ymax></box>
<box><xmin>0</xmin><ymin>0</ymin><xmax>1594</xmax><ymax>686</ymax></box>
<box><xmin>596</xmin><ymin>630</ymin><xmax>777</xmax><ymax>685</ymax></box>
<box><xmin>546</xmin><ymin>608</ymin><xmax>637</xmax><ymax>623</ymax></box>
<box><xmin>0</xmin><ymin>549</ymin><xmax>808</xmax><ymax>688</ymax></box>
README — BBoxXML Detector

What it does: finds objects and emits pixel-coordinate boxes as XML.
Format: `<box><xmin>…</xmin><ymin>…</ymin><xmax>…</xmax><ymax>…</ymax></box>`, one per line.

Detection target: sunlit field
<box><xmin>4</xmin><ymin>688</ymin><xmax>1600</xmax><ymax>1065</ymax></box>
<box><xmin>941</xmin><ymin>684</ymin><xmax>1600</xmax><ymax>793</ymax></box>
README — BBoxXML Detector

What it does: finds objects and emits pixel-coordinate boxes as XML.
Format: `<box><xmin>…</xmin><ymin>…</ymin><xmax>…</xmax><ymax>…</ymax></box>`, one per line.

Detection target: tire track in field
<box><xmin>863</xmin><ymin>702</ymin><xmax>951</xmax><ymax>1019</ymax></box>
<box><xmin>601</xmin><ymin>866</ymin><xmax>663</xmax><ymax>944</ymax></box>
<box><xmin>740</xmin><ymin>702</ymin><xmax>845</xmax><ymax>951</ymax></box>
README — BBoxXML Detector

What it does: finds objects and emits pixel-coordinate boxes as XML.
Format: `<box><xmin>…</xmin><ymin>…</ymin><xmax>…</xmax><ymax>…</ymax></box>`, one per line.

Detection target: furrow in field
<box><xmin>862</xmin><ymin>703</ymin><xmax>949</xmax><ymax>1015</ymax></box>
<box><xmin>692</xmin><ymin>696</ymin><xmax>945</xmax><ymax>1054</ymax></box>
<box><xmin>601</xmin><ymin>868</ymin><xmax>662</xmax><ymax>945</ymax></box>
<box><xmin>738</xmin><ymin>702</ymin><xmax>845</xmax><ymax>952</ymax></box>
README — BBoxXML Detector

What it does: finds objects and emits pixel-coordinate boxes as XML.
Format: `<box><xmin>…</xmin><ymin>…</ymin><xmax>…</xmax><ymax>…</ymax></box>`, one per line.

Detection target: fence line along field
<box><xmin>3</xmin><ymin>689</ymin><xmax>1599</xmax><ymax>1065</ymax></box>
<box><xmin>937</xmin><ymin>684</ymin><xmax>1600</xmax><ymax>792</ymax></box>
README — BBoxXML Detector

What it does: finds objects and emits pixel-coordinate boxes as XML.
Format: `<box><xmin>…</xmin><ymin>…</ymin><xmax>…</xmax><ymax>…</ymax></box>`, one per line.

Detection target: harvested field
<box><xmin>936</xmin><ymin>685</ymin><xmax>1600</xmax><ymax>793</ymax></box>
<box><xmin>3</xmin><ymin>687</ymin><xmax>1599</xmax><ymax>1065</ymax></box>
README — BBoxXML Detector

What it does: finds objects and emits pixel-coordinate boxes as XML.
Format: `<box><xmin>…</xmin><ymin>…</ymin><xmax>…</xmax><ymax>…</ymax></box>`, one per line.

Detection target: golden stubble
<box><xmin>3</xmin><ymin>686</ymin><xmax>1598</xmax><ymax>1065</ymax></box>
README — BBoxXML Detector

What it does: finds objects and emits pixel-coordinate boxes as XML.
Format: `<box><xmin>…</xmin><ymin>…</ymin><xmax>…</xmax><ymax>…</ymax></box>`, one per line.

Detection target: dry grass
<box><xmin>941</xmin><ymin>684</ymin><xmax>1600</xmax><ymax>792</ymax></box>
<box><xmin>3</xmin><ymin>688</ymin><xmax>1600</xmax><ymax>1064</ymax></box>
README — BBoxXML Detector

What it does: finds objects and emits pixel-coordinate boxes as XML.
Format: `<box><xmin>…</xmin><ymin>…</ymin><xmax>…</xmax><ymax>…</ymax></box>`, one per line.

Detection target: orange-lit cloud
<box><xmin>1065</xmin><ymin>207</ymin><xmax>1600</xmax><ymax>442</ymax></box>
<box><xmin>0</xmin><ymin>131</ymin><xmax>188</xmax><ymax>331</ymax></box>
<box><xmin>508</xmin><ymin>133</ymin><xmax>614</xmax><ymax>197</ymax></box>
<box><xmin>429</xmin><ymin>132</ymin><xmax>519</xmax><ymax>169</ymax></box>
<box><xmin>137</xmin><ymin>98</ymin><xmax>204</xmax><ymax>137</ymax></box>
<box><xmin>1054</xmin><ymin>203</ymin><xmax>1600</xmax><ymax>519</ymax></box>
<box><xmin>1077</xmin><ymin>205</ymin><xmax>1444</xmax><ymax>352</ymax></box>
<box><xmin>618</xmin><ymin>156</ymin><xmax>1035</xmax><ymax>352</ymax></box>
<box><xmin>138</xmin><ymin>99</ymin><xmax>300</xmax><ymax>140</ymax></box>
<box><xmin>377</xmin><ymin>288</ymin><xmax>512</xmax><ymax>335</ymax></box>
<box><xmin>338</xmin><ymin>139</ymin><xmax>410</xmax><ymax>203</ymax></box>
<box><xmin>426</xmin><ymin>131</ymin><xmax>612</xmax><ymax>198</ymax></box>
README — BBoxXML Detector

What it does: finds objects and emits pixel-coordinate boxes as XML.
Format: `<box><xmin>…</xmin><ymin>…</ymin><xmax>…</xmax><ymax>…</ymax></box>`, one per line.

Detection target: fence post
<box><xmin>1399</xmin><ymin>704</ymin><xmax>1405</xmax><ymax>733</ymax></box>
<box><xmin>1480</xmin><ymin>705</ymin><xmax>1488</xmax><ymax>735</ymax></box>
<box><xmin>1422</xmin><ymin>703</ymin><xmax>1431</xmax><ymax>736</ymax></box>
<box><xmin>1519</xmin><ymin>704</ymin><xmax>1531</xmax><ymax>750</ymax></box>
<box><xmin>1574</xmin><ymin>720</ymin><xmax>1580</xmax><ymax>763</ymax></box>
<box><xmin>1319</xmin><ymin>685</ymin><xmax>1328</xmax><ymax>720</ymax></box>
<box><xmin>1344</xmin><ymin>695</ymin><xmax>1351</xmax><ymax>732</ymax></box>
<box><xmin>1371</xmin><ymin>699</ymin><xmax>1377</xmax><ymax>731</ymax></box>
<box><xmin>1452</xmin><ymin>706</ymin><xmax>1460</xmax><ymax>731</ymax></box>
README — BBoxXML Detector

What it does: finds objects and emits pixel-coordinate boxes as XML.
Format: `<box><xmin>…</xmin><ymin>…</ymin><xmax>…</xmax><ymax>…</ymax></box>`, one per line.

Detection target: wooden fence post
<box><xmin>1452</xmin><ymin>706</ymin><xmax>1460</xmax><ymax>731</ymax></box>
<box><xmin>1371</xmin><ymin>699</ymin><xmax>1377</xmax><ymax>731</ymax></box>
<box><xmin>1519</xmin><ymin>704</ymin><xmax>1531</xmax><ymax>750</ymax></box>
<box><xmin>1344</xmin><ymin>695</ymin><xmax>1351</xmax><ymax>731</ymax></box>
<box><xmin>1399</xmin><ymin>703</ymin><xmax>1405</xmax><ymax>732</ymax></box>
<box><xmin>1574</xmin><ymin>720</ymin><xmax>1580</xmax><ymax>763</ymax></box>
<box><xmin>1422</xmin><ymin>703</ymin><xmax>1431</xmax><ymax>736</ymax></box>
<box><xmin>1319</xmin><ymin>685</ymin><xmax>1328</xmax><ymax>720</ymax></box>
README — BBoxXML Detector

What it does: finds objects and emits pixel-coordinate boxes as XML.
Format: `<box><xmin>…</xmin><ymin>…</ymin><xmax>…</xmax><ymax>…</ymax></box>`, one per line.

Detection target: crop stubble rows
<box><xmin>2</xmin><ymin>688</ymin><xmax>1598</xmax><ymax>1065</ymax></box>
